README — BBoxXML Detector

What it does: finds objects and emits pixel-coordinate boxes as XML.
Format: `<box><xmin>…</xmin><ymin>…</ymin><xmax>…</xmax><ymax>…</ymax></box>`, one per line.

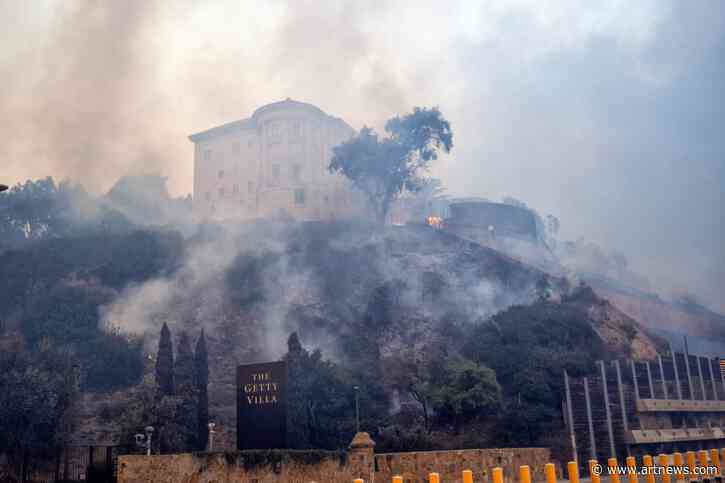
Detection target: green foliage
<box><xmin>329</xmin><ymin>107</ymin><xmax>452</xmax><ymax>222</ymax></box>
<box><xmin>285</xmin><ymin>333</ymin><xmax>355</xmax><ymax>449</ymax></box>
<box><xmin>385</xmin><ymin>345</ymin><xmax>501</xmax><ymax>434</ymax></box>
<box><xmin>462</xmin><ymin>297</ymin><xmax>607</xmax><ymax>446</ymax></box>
<box><xmin>430</xmin><ymin>358</ymin><xmax>501</xmax><ymax>423</ymax></box>
<box><xmin>0</xmin><ymin>343</ymin><xmax>78</xmax><ymax>451</ymax></box>
<box><xmin>155</xmin><ymin>323</ymin><xmax>174</xmax><ymax>396</ymax></box>
<box><xmin>0</xmin><ymin>177</ymin><xmax>85</xmax><ymax>250</ymax></box>
<box><xmin>175</xmin><ymin>331</ymin><xmax>194</xmax><ymax>393</ymax></box>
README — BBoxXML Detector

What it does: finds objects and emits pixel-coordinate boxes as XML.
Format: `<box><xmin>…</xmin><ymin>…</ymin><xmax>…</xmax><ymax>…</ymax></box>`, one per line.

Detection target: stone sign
<box><xmin>236</xmin><ymin>360</ymin><xmax>287</xmax><ymax>449</ymax></box>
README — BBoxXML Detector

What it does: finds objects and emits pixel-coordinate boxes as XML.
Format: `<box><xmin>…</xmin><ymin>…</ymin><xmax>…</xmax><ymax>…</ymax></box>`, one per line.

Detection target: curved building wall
<box><xmin>447</xmin><ymin>201</ymin><xmax>540</xmax><ymax>242</ymax></box>
<box><xmin>190</xmin><ymin>99</ymin><xmax>363</xmax><ymax>221</ymax></box>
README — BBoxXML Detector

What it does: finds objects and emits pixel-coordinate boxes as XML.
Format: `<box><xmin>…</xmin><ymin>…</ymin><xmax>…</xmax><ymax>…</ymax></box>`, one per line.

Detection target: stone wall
<box><xmin>118</xmin><ymin>452</ymin><xmax>356</xmax><ymax>483</ymax></box>
<box><xmin>117</xmin><ymin>433</ymin><xmax>551</xmax><ymax>483</ymax></box>
<box><xmin>374</xmin><ymin>447</ymin><xmax>551</xmax><ymax>483</ymax></box>
<box><xmin>118</xmin><ymin>432</ymin><xmax>375</xmax><ymax>483</ymax></box>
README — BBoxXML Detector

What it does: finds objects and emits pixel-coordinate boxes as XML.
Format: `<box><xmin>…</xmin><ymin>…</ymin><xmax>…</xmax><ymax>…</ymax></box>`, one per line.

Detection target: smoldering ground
<box><xmin>2</xmin><ymin>0</ymin><xmax>723</xmax><ymax>311</ymax></box>
<box><xmin>99</xmin><ymin>219</ymin><xmax>548</xmax><ymax>361</ymax></box>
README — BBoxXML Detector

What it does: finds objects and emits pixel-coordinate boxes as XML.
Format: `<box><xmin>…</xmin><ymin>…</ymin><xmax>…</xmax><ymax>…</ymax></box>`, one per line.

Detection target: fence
<box><xmin>564</xmin><ymin>353</ymin><xmax>725</xmax><ymax>464</ymax></box>
<box><xmin>0</xmin><ymin>445</ymin><xmax>119</xmax><ymax>483</ymax></box>
<box><xmin>353</xmin><ymin>447</ymin><xmax>725</xmax><ymax>483</ymax></box>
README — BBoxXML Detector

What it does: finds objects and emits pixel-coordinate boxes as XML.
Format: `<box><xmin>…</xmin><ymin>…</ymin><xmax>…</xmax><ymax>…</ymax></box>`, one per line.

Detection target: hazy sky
<box><xmin>2</xmin><ymin>1</ymin><xmax>723</xmax><ymax>310</ymax></box>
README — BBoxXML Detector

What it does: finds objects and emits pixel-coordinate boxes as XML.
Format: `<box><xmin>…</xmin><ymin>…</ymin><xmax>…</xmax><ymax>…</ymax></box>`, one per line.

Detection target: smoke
<box><xmin>3</xmin><ymin>0</ymin><xmax>724</xmax><ymax>311</ymax></box>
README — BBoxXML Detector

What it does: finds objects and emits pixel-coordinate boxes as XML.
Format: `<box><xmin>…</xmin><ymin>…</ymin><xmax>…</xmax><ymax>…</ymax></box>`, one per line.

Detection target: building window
<box><xmin>292</xmin><ymin>164</ymin><xmax>301</xmax><ymax>182</ymax></box>
<box><xmin>290</xmin><ymin>121</ymin><xmax>302</xmax><ymax>142</ymax></box>
<box><xmin>218</xmin><ymin>170</ymin><xmax>225</xmax><ymax>179</ymax></box>
<box><xmin>271</xmin><ymin>164</ymin><xmax>280</xmax><ymax>184</ymax></box>
<box><xmin>232</xmin><ymin>184</ymin><xmax>239</xmax><ymax>194</ymax></box>
<box><xmin>267</xmin><ymin>122</ymin><xmax>281</xmax><ymax>144</ymax></box>
<box><xmin>203</xmin><ymin>149</ymin><xmax>212</xmax><ymax>160</ymax></box>
<box><xmin>248</xmin><ymin>181</ymin><xmax>254</xmax><ymax>193</ymax></box>
<box><xmin>232</xmin><ymin>142</ymin><xmax>240</xmax><ymax>153</ymax></box>
<box><xmin>218</xmin><ymin>187</ymin><xmax>225</xmax><ymax>198</ymax></box>
<box><xmin>294</xmin><ymin>188</ymin><xmax>305</xmax><ymax>205</ymax></box>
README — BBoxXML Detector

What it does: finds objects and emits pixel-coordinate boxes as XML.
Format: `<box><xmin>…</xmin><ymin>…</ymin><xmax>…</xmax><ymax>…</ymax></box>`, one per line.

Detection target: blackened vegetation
<box><xmin>0</xmin><ymin>179</ymin><xmax>651</xmax><ymax>455</ymax></box>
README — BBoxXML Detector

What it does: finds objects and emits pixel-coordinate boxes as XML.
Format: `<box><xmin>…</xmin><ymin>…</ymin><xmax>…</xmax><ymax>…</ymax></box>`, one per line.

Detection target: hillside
<box><xmin>591</xmin><ymin>284</ymin><xmax>725</xmax><ymax>342</ymax></box>
<box><xmin>0</xmin><ymin>218</ymin><xmax>664</xmax><ymax>453</ymax></box>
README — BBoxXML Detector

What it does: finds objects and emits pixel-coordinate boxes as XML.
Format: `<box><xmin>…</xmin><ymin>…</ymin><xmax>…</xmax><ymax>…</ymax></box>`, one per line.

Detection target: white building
<box><xmin>190</xmin><ymin>99</ymin><xmax>363</xmax><ymax>221</ymax></box>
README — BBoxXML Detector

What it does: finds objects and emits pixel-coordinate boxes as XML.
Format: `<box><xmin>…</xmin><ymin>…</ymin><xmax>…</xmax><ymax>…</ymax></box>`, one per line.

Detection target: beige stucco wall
<box><xmin>374</xmin><ymin>447</ymin><xmax>552</xmax><ymax>483</ymax></box>
<box><xmin>117</xmin><ymin>433</ymin><xmax>552</xmax><ymax>483</ymax></box>
<box><xmin>191</xmin><ymin>100</ymin><xmax>363</xmax><ymax>222</ymax></box>
<box><xmin>117</xmin><ymin>451</ymin><xmax>362</xmax><ymax>483</ymax></box>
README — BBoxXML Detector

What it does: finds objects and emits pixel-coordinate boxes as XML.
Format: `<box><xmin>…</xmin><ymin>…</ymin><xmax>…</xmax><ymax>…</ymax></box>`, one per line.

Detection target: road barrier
<box><xmin>352</xmin><ymin>448</ymin><xmax>725</xmax><ymax>483</ymax></box>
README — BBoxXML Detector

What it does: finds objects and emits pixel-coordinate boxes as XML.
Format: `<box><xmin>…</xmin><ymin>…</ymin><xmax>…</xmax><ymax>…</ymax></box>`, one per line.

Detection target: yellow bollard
<box><xmin>568</xmin><ymin>461</ymin><xmax>579</xmax><ymax>483</ymax></box>
<box><xmin>493</xmin><ymin>467</ymin><xmax>504</xmax><ymax>483</ymax></box>
<box><xmin>520</xmin><ymin>465</ymin><xmax>532</xmax><ymax>483</ymax></box>
<box><xmin>393</xmin><ymin>477</ymin><xmax>403</xmax><ymax>483</ymax></box>
<box><xmin>686</xmin><ymin>451</ymin><xmax>697</xmax><ymax>481</ymax></box>
<box><xmin>545</xmin><ymin>462</ymin><xmax>557</xmax><ymax>483</ymax></box>
<box><xmin>643</xmin><ymin>455</ymin><xmax>656</xmax><ymax>483</ymax></box>
<box><xmin>589</xmin><ymin>459</ymin><xmax>601</xmax><ymax>483</ymax></box>
<box><xmin>674</xmin><ymin>452</ymin><xmax>685</xmax><ymax>482</ymax></box>
<box><xmin>462</xmin><ymin>470</ymin><xmax>474</xmax><ymax>483</ymax></box>
<box><xmin>698</xmin><ymin>450</ymin><xmax>709</xmax><ymax>472</ymax></box>
<box><xmin>610</xmin><ymin>458</ymin><xmax>621</xmax><ymax>483</ymax></box>
<box><xmin>659</xmin><ymin>454</ymin><xmax>672</xmax><ymax>483</ymax></box>
<box><xmin>354</xmin><ymin>479</ymin><xmax>364</xmax><ymax>483</ymax></box>
<box><xmin>627</xmin><ymin>456</ymin><xmax>639</xmax><ymax>483</ymax></box>
<box><xmin>429</xmin><ymin>473</ymin><xmax>440</xmax><ymax>483</ymax></box>
<box><xmin>713</xmin><ymin>449</ymin><xmax>723</xmax><ymax>476</ymax></box>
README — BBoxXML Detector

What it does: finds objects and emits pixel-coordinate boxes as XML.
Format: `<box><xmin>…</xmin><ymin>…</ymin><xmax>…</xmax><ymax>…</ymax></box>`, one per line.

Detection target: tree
<box><xmin>285</xmin><ymin>332</ymin><xmax>354</xmax><ymax>449</ymax></box>
<box><xmin>155</xmin><ymin>323</ymin><xmax>174</xmax><ymax>396</ymax></box>
<box><xmin>329</xmin><ymin>107</ymin><xmax>453</xmax><ymax>223</ymax></box>
<box><xmin>174</xmin><ymin>331</ymin><xmax>194</xmax><ymax>392</ymax></box>
<box><xmin>430</xmin><ymin>358</ymin><xmax>501</xmax><ymax>424</ymax></box>
<box><xmin>193</xmin><ymin>329</ymin><xmax>209</xmax><ymax>450</ymax></box>
<box><xmin>174</xmin><ymin>331</ymin><xmax>197</xmax><ymax>450</ymax></box>
<box><xmin>0</xmin><ymin>342</ymin><xmax>79</xmax><ymax>451</ymax></box>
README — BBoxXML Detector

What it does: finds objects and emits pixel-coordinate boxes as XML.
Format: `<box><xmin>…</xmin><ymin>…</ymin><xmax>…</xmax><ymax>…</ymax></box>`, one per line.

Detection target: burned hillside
<box><xmin>0</xmin><ymin>209</ymin><xmax>665</xmax><ymax>451</ymax></box>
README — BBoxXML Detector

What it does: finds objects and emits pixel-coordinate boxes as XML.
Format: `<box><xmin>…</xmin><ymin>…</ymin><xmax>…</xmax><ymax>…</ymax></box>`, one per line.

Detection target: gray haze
<box><xmin>1</xmin><ymin>1</ymin><xmax>723</xmax><ymax>311</ymax></box>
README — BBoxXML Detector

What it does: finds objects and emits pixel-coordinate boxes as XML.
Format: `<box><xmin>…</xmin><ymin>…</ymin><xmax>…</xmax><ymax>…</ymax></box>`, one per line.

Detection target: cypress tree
<box><xmin>175</xmin><ymin>331</ymin><xmax>197</xmax><ymax>450</ymax></box>
<box><xmin>175</xmin><ymin>331</ymin><xmax>194</xmax><ymax>393</ymax></box>
<box><xmin>155</xmin><ymin>322</ymin><xmax>174</xmax><ymax>396</ymax></box>
<box><xmin>193</xmin><ymin>329</ymin><xmax>209</xmax><ymax>450</ymax></box>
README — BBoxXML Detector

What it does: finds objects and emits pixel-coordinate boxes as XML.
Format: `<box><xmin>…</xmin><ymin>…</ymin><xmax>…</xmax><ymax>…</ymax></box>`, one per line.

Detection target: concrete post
<box><xmin>348</xmin><ymin>432</ymin><xmax>375</xmax><ymax>483</ymax></box>
<box><xmin>646</xmin><ymin>361</ymin><xmax>655</xmax><ymax>399</ymax></box>
<box><xmin>659</xmin><ymin>355</ymin><xmax>669</xmax><ymax>399</ymax></box>
<box><xmin>670</xmin><ymin>346</ymin><xmax>683</xmax><ymax>400</ymax></box>
<box><xmin>696</xmin><ymin>356</ymin><xmax>707</xmax><ymax>400</ymax></box>
<box><xmin>708</xmin><ymin>358</ymin><xmax>719</xmax><ymax>400</ymax></box>
<box><xmin>584</xmin><ymin>377</ymin><xmax>597</xmax><ymax>460</ymax></box>
<box><xmin>564</xmin><ymin>370</ymin><xmax>578</xmax><ymax>463</ymax></box>
<box><xmin>631</xmin><ymin>360</ymin><xmax>640</xmax><ymax>400</ymax></box>
<box><xmin>615</xmin><ymin>360</ymin><xmax>629</xmax><ymax>434</ymax></box>
<box><xmin>600</xmin><ymin>360</ymin><xmax>617</xmax><ymax>459</ymax></box>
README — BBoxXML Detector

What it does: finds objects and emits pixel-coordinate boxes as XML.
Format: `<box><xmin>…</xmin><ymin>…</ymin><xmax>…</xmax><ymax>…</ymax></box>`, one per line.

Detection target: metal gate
<box><xmin>0</xmin><ymin>446</ymin><xmax>118</xmax><ymax>483</ymax></box>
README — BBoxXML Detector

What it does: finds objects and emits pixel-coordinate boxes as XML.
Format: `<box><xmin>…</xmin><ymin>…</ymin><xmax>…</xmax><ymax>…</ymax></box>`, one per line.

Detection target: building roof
<box><xmin>188</xmin><ymin>118</ymin><xmax>255</xmax><ymax>143</ymax></box>
<box><xmin>251</xmin><ymin>98</ymin><xmax>326</xmax><ymax>120</ymax></box>
<box><xmin>188</xmin><ymin>98</ymin><xmax>353</xmax><ymax>144</ymax></box>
